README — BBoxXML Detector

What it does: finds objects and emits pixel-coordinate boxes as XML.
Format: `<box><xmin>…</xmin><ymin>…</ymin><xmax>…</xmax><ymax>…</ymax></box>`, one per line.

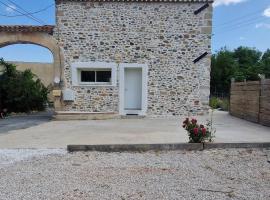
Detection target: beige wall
<box><xmin>9</xmin><ymin>61</ymin><xmax>54</xmax><ymax>87</ymax></box>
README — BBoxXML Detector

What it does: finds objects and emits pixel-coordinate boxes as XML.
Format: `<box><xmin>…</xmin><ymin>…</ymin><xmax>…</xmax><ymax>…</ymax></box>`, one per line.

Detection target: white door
<box><xmin>124</xmin><ymin>68</ymin><xmax>142</xmax><ymax>110</ymax></box>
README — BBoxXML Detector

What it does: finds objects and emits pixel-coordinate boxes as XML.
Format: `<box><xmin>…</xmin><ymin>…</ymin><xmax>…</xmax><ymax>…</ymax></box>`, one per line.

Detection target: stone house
<box><xmin>54</xmin><ymin>0</ymin><xmax>213</xmax><ymax>118</ymax></box>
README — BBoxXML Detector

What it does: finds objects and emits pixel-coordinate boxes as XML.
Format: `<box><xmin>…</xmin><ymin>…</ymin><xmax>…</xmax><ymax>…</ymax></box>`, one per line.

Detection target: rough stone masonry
<box><xmin>54</xmin><ymin>0</ymin><xmax>213</xmax><ymax>117</ymax></box>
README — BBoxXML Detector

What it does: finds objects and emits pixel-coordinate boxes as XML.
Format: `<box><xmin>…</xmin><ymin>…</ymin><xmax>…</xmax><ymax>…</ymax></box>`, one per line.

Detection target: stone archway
<box><xmin>0</xmin><ymin>25</ymin><xmax>64</xmax><ymax>110</ymax></box>
<box><xmin>0</xmin><ymin>25</ymin><xmax>63</xmax><ymax>82</ymax></box>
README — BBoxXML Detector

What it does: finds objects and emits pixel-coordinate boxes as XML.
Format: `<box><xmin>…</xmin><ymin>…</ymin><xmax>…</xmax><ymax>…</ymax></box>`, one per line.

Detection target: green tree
<box><xmin>0</xmin><ymin>58</ymin><xmax>48</xmax><ymax>113</ymax></box>
<box><xmin>233</xmin><ymin>46</ymin><xmax>263</xmax><ymax>81</ymax></box>
<box><xmin>210</xmin><ymin>46</ymin><xmax>270</xmax><ymax>95</ymax></box>
<box><xmin>260</xmin><ymin>49</ymin><xmax>270</xmax><ymax>78</ymax></box>
<box><xmin>210</xmin><ymin>48</ymin><xmax>237</xmax><ymax>95</ymax></box>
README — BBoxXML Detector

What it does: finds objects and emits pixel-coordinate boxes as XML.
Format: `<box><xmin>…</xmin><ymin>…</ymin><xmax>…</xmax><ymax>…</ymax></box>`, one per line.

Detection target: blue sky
<box><xmin>0</xmin><ymin>0</ymin><xmax>270</xmax><ymax>62</ymax></box>
<box><xmin>212</xmin><ymin>0</ymin><xmax>270</xmax><ymax>53</ymax></box>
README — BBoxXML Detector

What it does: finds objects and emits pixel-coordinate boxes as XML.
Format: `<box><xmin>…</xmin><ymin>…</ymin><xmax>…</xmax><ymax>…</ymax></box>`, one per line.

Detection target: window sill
<box><xmin>73</xmin><ymin>84</ymin><xmax>116</xmax><ymax>87</ymax></box>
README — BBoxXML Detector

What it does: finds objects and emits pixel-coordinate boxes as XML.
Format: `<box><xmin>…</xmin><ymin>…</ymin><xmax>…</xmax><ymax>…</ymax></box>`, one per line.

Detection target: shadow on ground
<box><xmin>0</xmin><ymin>111</ymin><xmax>53</xmax><ymax>134</ymax></box>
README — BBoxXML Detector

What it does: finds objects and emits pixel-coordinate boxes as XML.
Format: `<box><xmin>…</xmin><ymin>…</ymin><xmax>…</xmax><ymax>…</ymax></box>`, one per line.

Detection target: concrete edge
<box><xmin>52</xmin><ymin>112</ymin><xmax>119</xmax><ymax>120</ymax></box>
<box><xmin>67</xmin><ymin>142</ymin><xmax>270</xmax><ymax>152</ymax></box>
<box><xmin>203</xmin><ymin>142</ymin><xmax>270</xmax><ymax>149</ymax></box>
<box><xmin>67</xmin><ymin>143</ymin><xmax>203</xmax><ymax>152</ymax></box>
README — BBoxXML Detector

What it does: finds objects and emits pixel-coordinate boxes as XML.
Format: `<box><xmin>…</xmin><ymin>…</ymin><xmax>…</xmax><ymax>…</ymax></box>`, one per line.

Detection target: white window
<box><xmin>79</xmin><ymin>69</ymin><xmax>112</xmax><ymax>85</ymax></box>
<box><xmin>71</xmin><ymin>62</ymin><xmax>117</xmax><ymax>86</ymax></box>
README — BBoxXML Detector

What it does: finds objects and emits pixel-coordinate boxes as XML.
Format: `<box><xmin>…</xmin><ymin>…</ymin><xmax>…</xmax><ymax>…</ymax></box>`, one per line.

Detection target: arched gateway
<box><xmin>0</xmin><ymin>25</ymin><xmax>64</xmax><ymax>110</ymax></box>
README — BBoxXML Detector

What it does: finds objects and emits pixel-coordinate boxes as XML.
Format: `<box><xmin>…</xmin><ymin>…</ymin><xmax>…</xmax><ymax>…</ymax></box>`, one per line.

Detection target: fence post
<box><xmin>230</xmin><ymin>78</ymin><xmax>235</xmax><ymax>114</ymax></box>
<box><xmin>259</xmin><ymin>75</ymin><xmax>265</xmax><ymax>124</ymax></box>
<box><xmin>231</xmin><ymin>78</ymin><xmax>235</xmax><ymax>84</ymax></box>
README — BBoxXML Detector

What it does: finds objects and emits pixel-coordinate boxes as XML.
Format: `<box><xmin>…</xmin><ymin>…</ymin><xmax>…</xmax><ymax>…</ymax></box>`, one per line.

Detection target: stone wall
<box><xmin>55</xmin><ymin>1</ymin><xmax>212</xmax><ymax>116</ymax></box>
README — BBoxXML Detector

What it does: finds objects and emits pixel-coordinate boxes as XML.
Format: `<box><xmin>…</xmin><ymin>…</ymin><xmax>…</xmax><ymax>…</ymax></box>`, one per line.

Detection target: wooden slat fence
<box><xmin>230</xmin><ymin>79</ymin><xmax>270</xmax><ymax>126</ymax></box>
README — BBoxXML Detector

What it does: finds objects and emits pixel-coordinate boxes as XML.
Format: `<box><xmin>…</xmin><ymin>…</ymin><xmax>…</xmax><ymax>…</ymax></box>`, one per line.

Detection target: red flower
<box><xmin>202</xmin><ymin>128</ymin><xmax>206</xmax><ymax>136</ymax></box>
<box><xmin>193</xmin><ymin>128</ymin><xmax>198</xmax><ymax>135</ymax></box>
<box><xmin>191</xmin><ymin>118</ymin><xmax>197</xmax><ymax>124</ymax></box>
<box><xmin>183</xmin><ymin>118</ymin><xmax>189</xmax><ymax>124</ymax></box>
<box><xmin>200</xmin><ymin>124</ymin><xmax>204</xmax><ymax>128</ymax></box>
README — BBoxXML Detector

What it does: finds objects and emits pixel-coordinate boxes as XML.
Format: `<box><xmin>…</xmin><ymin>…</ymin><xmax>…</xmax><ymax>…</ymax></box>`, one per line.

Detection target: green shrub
<box><xmin>209</xmin><ymin>97</ymin><xmax>219</xmax><ymax>109</ymax></box>
<box><xmin>209</xmin><ymin>97</ymin><xmax>229</xmax><ymax>111</ymax></box>
<box><xmin>219</xmin><ymin>98</ymin><xmax>229</xmax><ymax>111</ymax></box>
<box><xmin>0</xmin><ymin>58</ymin><xmax>48</xmax><ymax>113</ymax></box>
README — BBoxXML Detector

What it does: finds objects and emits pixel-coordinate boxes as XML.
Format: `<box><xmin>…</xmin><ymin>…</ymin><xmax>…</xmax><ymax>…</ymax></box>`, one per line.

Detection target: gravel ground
<box><xmin>0</xmin><ymin>149</ymin><xmax>66</xmax><ymax>167</ymax></box>
<box><xmin>0</xmin><ymin>148</ymin><xmax>269</xmax><ymax>200</ymax></box>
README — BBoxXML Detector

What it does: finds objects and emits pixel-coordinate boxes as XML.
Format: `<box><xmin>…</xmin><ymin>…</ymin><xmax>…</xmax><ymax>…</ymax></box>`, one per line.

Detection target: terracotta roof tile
<box><xmin>0</xmin><ymin>25</ymin><xmax>54</xmax><ymax>35</ymax></box>
<box><xmin>56</xmin><ymin>0</ymin><xmax>213</xmax><ymax>2</ymax></box>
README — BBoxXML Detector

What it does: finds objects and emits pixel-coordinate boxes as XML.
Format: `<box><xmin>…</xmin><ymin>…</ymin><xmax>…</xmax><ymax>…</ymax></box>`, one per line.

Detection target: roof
<box><xmin>0</xmin><ymin>25</ymin><xmax>54</xmax><ymax>35</ymax></box>
<box><xmin>56</xmin><ymin>0</ymin><xmax>213</xmax><ymax>3</ymax></box>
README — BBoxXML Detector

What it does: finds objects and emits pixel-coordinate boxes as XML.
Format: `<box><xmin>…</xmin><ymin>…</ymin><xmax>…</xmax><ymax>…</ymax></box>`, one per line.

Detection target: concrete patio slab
<box><xmin>0</xmin><ymin>111</ymin><xmax>269</xmax><ymax>148</ymax></box>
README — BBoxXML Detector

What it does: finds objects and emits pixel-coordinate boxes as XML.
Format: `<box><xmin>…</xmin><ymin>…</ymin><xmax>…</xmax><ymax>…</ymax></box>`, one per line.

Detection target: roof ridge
<box><xmin>0</xmin><ymin>25</ymin><xmax>54</xmax><ymax>35</ymax></box>
<box><xmin>56</xmin><ymin>0</ymin><xmax>213</xmax><ymax>2</ymax></box>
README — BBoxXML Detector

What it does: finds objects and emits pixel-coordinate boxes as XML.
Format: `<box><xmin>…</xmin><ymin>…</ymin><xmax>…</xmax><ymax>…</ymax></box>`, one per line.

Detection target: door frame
<box><xmin>119</xmin><ymin>63</ymin><xmax>148</xmax><ymax>116</ymax></box>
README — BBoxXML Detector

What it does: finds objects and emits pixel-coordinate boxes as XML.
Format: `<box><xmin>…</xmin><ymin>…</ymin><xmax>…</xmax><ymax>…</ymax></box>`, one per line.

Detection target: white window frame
<box><xmin>79</xmin><ymin>69</ymin><xmax>112</xmax><ymax>85</ymax></box>
<box><xmin>71</xmin><ymin>62</ymin><xmax>117</xmax><ymax>87</ymax></box>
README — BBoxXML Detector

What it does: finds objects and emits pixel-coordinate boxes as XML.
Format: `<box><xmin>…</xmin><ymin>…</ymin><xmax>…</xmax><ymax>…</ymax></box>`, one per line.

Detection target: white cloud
<box><xmin>213</xmin><ymin>0</ymin><xmax>248</xmax><ymax>7</ymax></box>
<box><xmin>255</xmin><ymin>23</ymin><xmax>270</xmax><ymax>29</ymax></box>
<box><xmin>5</xmin><ymin>5</ymin><xmax>16</xmax><ymax>13</ymax></box>
<box><xmin>263</xmin><ymin>7</ymin><xmax>270</xmax><ymax>17</ymax></box>
<box><xmin>239</xmin><ymin>36</ymin><xmax>246</xmax><ymax>40</ymax></box>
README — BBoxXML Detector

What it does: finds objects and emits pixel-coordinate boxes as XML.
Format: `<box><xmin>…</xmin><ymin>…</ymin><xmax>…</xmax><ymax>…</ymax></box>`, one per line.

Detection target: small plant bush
<box><xmin>209</xmin><ymin>97</ymin><xmax>219</xmax><ymax>109</ymax></box>
<box><xmin>219</xmin><ymin>98</ymin><xmax>229</xmax><ymax>111</ymax></box>
<box><xmin>182</xmin><ymin>116</ymin><xmax>215</xmax><ymax>143</ymax></box>
<box><xmin>0</xmin><ymin>58</ymin><xmax>48</xmax><ymax>113</ymax></box>
<box><xmin>209</xmin><ymin>97</ymin><xmax>229</xmax><ymax>111</ymax></box>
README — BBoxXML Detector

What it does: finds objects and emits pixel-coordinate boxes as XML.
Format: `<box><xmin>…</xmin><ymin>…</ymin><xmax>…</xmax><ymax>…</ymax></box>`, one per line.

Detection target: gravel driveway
<box><xmin>0</xmin><ymin>148</ymin><xmax>269</xmax><ymax>200</ymax></box>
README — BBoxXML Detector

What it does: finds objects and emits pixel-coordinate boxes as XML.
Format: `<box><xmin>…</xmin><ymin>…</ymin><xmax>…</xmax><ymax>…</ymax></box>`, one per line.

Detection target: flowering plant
<box><xmin>182</xmin><ymin>117</ymin><xmax>214</xmax><ymax>143</ymax></box>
